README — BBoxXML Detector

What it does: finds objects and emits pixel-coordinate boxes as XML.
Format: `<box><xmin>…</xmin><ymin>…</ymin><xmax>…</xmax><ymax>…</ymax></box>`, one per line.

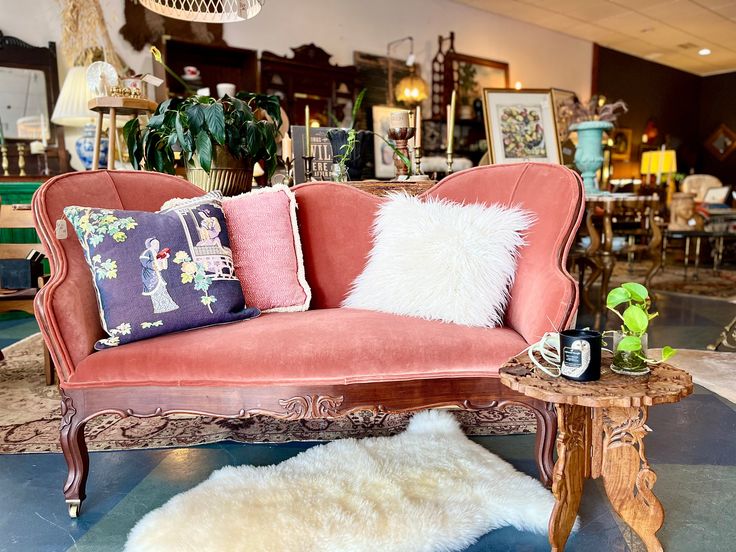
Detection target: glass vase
<box><xmin>611</xmin><ymin>331</ymin><xmax>650</xmax><ymax>375</ymax></box>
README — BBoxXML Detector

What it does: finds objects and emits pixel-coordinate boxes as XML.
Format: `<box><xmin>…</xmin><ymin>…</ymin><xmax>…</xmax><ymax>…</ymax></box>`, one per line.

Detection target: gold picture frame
<box><xmin>482</xmin><ymin>88</ymin><xmax>561</xmax><ymax>165</ymax></box>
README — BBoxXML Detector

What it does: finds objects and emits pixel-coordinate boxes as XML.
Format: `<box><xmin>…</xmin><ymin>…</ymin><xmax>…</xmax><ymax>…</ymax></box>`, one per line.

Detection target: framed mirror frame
<box><xmin>0</xmin><ymin>30</ymin><xmax>69</xmax><ymax>174</ymax></box>
<box><xmin>443</xmin><ymin>52</ymin><xmax>510</xmax><ymax>110</ymax></box>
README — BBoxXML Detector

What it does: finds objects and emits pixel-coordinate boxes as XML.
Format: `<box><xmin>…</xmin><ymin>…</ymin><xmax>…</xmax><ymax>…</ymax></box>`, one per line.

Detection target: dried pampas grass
<box><xmin>58</xmin><ymin>0</ymin><xmax>126</xmax><ymax>72</ymax></box>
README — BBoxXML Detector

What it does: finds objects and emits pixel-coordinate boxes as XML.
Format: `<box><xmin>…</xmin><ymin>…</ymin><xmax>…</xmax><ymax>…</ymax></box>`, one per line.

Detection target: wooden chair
<box><xmin>0</xmin><ymin>197</ymin><xmax>54</xmax><ymax>385</ymax></box>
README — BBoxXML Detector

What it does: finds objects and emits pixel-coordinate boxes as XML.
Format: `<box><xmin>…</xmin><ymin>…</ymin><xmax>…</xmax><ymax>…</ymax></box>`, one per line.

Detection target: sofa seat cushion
<box><xmin>68</xmin><ymin>309</ymin><xmax>529</xmax><ymax>388</ymax></box>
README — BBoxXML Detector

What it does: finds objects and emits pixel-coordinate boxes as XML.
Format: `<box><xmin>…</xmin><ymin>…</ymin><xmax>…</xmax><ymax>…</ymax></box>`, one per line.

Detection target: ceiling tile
<box><xmin>450</xmin><ymin>0</ymin><xmax>736</xmax><ymax>74</ymax></box>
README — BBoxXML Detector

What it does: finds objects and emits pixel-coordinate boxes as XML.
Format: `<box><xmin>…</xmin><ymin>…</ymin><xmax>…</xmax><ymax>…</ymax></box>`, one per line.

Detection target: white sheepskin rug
<box><xmin>342</xmin><ymin>192</ymin><xmax>534</xmax><ymax>328</ymax></box>
<box><xmin>125</xmin><ymin>410</ymin><xmax>564</xmax><ymax>552</ymax></box>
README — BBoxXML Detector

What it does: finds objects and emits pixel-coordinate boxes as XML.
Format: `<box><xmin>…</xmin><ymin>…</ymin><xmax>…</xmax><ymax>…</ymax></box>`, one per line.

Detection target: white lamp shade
<box><xmin>51</xmin><ymin>66</ymin><xmax>130</xmax><ymax>129</ymax></box>
<box><xmin>51</xmin><ymin>67</ymin><xmax>95</xmax><ymax>127</ymax></box>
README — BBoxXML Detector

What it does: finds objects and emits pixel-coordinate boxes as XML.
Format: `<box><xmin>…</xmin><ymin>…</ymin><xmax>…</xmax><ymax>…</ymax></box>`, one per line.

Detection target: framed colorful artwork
<box><xmin>610</xmin><ymin>128</ymin><xmax>633</xmax><ymax>161</ymax></box>
<box><xmin>481</xmin><ymin>88</ymin><xmax>561</xmax><ymax>165</ymax></box>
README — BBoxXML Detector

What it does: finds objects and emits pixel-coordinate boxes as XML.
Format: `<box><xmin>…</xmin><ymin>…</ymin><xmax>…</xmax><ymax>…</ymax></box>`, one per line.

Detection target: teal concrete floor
<box><xmin>1</xmin><ymin>292</ymin><xmax>735</xmax><ymax>551</ymax></box>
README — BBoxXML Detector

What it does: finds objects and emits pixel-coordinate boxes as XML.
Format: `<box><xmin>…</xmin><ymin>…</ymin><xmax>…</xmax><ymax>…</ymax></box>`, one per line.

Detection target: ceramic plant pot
<box><xmin>611</xmin><ymin>331</ymin><xmax>651</xmax><ymax>375</ymax></box>
<box><xmin>326</xmin><ymin>129</ymin><xmax>371</xmax><ymax>181</ymax></box>
<box><xmin>187</xmin><ymin>146</ymin><xmax>254</xmax><ymax>196</ymax></box>
<box><xmin>571</xmin><ymin>120</ymin><xmax>613</xmax><ymax>196</ymax></box>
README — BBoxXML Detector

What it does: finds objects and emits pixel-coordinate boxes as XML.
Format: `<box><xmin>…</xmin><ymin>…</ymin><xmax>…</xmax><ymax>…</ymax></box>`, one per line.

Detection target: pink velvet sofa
<box><xmin>33</xmin><ymin>163</ymin><xmax>584</xmax><ymax>517</ymax></box>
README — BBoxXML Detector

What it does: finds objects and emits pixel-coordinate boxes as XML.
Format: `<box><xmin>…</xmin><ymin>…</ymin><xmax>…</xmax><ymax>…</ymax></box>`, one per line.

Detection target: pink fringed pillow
<box><xmin>222</xmin><ymin>185</ymin><xmax>311</xmax><ymax>312</ymax></box>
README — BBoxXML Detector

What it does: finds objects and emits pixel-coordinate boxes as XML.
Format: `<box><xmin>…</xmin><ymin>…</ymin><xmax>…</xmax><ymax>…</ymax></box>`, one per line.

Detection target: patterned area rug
<box><xmin>611</xmin><ymin>261</ymin><xmax>736</xmax><ymax>299</ymax></box>
<box><xmin>0</xmin><ymin>334</ymin><xmax>536</xmax><ymax>454</ymax></box>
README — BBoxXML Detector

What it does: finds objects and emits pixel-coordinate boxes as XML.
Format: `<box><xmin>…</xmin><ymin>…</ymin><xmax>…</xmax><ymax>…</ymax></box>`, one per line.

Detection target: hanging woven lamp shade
<box><xmin>139</xmin><ymin>0</ymin><xmax>264</xmax><ymax>23</ymax></box>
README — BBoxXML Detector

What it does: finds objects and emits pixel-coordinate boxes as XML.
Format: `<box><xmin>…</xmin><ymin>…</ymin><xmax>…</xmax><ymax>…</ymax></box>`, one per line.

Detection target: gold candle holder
<box><xmin>446</xmin><ymin>151</ymin><xmax>454</xmax><ymax>175</ymax></box>
<box><xmin>1</xmin><ymin>145</ymin><xmax>8</xmax><ymax>176</ymax></box>
<box><xmin>413</xmin><ymin>146</ymin><xmax>425</xmax><ymax>177</ymax></box>
<box><xmin>17</xmin><ymin>143</ymin><xmax>26</xmax><ymax>176</ymax></box>
<box><xmin>283</xmin><ymin>157</ymin><xmax>294</xmax><ymax>186</ymax></box>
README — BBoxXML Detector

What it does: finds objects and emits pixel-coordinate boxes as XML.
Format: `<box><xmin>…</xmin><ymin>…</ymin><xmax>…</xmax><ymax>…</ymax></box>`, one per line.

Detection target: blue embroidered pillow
<box><xmin>64</xmin><ymin>192</ymin><xmax>259</xmax><ymax>350</ymax></box>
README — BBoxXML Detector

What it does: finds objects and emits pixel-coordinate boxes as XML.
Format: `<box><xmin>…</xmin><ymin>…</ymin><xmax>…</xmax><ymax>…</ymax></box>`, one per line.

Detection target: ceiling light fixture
<box><xmin>139</xmin><ymin>0</ymin><xmax>264</xmax><ymax>23</ymax></box>
<box><xmin>698</xmin><ymin>48</ymin><xmax>712</xmax><ymax>56</ymax></box>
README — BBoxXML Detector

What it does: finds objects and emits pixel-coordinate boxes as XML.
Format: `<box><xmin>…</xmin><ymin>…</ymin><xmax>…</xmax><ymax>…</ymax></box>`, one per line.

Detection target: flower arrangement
<box><xmin>558</xmin><ymin>95</ymin><xmax>628</xmax><ymax>140</ymax></box>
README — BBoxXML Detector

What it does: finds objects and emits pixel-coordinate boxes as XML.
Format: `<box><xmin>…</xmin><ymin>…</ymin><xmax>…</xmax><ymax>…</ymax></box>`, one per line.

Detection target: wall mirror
<box><xmin>0</xmin><ymin>30</ymin><xmax>68</xmax><ymax>175</ymax></box>
<box><xmin>0</xmin><ymin>67</ymin><xmax>50</xmax><ymax>141</ymax></box>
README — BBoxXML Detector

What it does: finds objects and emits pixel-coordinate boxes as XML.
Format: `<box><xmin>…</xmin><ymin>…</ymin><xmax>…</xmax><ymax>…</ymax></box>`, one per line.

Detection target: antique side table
<box><xmin>499</xmin><ymin>355</ymin><xmax>692</xmax><ymax>552</ymax></box>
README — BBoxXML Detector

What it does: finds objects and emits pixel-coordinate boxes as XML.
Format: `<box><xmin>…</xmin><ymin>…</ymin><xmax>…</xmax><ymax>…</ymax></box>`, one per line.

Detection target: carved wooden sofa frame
<box><xmin>33</xmin><ymin>166</ymin><xmax>584</xmax><ymax>518</ymax></box>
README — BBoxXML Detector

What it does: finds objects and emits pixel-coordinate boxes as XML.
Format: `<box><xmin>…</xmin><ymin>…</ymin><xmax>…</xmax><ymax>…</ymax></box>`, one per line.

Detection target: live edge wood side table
<box><xmin>499</xmin><ymin>356</ymin><xmax>692</xmax><ymax>552</ymax></box>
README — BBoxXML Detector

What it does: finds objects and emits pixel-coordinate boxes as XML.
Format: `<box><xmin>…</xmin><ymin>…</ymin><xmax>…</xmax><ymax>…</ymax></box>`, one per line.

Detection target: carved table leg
<box><xmin>60</xmin><ymin>389</ymin><xmax>89</xmax><ymax>518</ymax></box>
<box><xmin>549</xmin><ymin>404</ymin><xmax>588</xmax><ymax>551</ymax></box>
<box><xmin>530</xmin><ymin>400</ymin><xmax>556</xmax><ymax>488</ymax></box>
<box><xmin>599</xmin><ymin>406</ymin><xmax>664</xmax><ymax>552</ymax></box>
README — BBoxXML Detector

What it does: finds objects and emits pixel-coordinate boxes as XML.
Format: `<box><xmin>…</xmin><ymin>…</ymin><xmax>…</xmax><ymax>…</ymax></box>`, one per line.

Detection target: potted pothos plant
<box><xmin>326</xmin><ymin>89</ymin><xmax>411</xmax><ymax>181</ymax></box>
<box><xmin>326</xmin><ymin>89</ymin><xmax>370</xmax><ymax>182</ymax></box>
<box><xmin>123</xmin><ymin>92</ymin><xmax>281</xmax><ymax>196</ymax></box>
<box><xmin>606</xmin><ymin>282</ymin><xmax>676</xmax><ymax>375</ymax></box>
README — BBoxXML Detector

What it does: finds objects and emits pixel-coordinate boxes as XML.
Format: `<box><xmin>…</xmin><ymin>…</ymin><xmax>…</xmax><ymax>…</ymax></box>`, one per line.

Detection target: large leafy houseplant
<box><xmin>123</xmin><ymin>93</ymin><xmax>281</xmax><ymax>192</ymax></box>
<box><xmin>606</xmin><ymin>282</ymin><xmax>676</xmax><ymax>375</ymax></box>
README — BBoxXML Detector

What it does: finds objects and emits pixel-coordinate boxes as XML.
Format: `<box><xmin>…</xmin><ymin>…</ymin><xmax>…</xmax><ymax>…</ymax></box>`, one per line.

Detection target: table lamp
<box><xmin>640</xmin><ymin>147</ymin><xmax>676</xmax><ymax>186</ymax></box>
<box><xmin>51</xmin><ymin>66</ymin><xmax>108</xmax><ymax>170</ymax></box>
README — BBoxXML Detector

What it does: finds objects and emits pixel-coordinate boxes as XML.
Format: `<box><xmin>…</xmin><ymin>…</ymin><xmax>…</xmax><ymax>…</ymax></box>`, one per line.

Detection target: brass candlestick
<box><xmin>446</xmin><ymin>151</ymin><xmax>455</xmax><ymax>175</ymax></box>
<box><xmin>302</xmin><ymin>155</ymin><xmax>315</xmax><ymax>182</ymax></box>
<box><xmin>17</xmin><ymin>143</ymin><xmax>26</xmax><ymax>176</ymax></box>
<box><xmin>413</xmin><ymin>146</ymin><xmax>424</xmax><ymax>176</ymax></box>
<box><xmin>387</xmin><ymin>127</ymin><xmax>415</xmax><ymax>178</ymax></box>
<box><xmin>1</xmin><ymin>145</ymin><xmax>8</xmax><ymax>176</ymax></box>
<box><xmin>283</xmin><ymin>157</ymin><xmax>294</xmax><ymax>186</ymax></box>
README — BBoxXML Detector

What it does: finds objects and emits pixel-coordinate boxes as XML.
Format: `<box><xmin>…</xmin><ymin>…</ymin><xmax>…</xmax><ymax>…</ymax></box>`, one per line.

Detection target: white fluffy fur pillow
<box><xmin>342</xmin><ymin>193</ymin><xmax>534</xmax><ymax>327</ymax></box>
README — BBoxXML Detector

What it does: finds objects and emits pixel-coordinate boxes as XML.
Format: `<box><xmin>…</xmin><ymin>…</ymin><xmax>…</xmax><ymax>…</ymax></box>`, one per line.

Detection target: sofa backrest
<box><xmin>33</xmin><ymin>170</ymin><xmax>202</xmax><ymax>378</ymax></box>
<box><xmin>34</xmin><ymin>164</ymin><xmax>582</xmax><ymax>379</ymax></box>
<box><xmin>294</xmin><ymin>163</ymin><xmax>584</xmax><ymax>344</ymax></box>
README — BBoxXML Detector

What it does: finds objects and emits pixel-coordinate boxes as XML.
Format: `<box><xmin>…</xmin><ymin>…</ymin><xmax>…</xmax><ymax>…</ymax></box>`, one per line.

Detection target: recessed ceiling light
<box><xmin>699</xmin><ymin>48</ymin><xmax>712</xmax><ymax>56</ymax></box>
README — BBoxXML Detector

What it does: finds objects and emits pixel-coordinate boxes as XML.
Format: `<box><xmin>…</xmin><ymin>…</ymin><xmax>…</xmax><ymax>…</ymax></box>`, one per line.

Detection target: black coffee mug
<box><xmin>529</xmin><ymin>329</ymin><xmax>602</xmax><ymax>382</ymax></box>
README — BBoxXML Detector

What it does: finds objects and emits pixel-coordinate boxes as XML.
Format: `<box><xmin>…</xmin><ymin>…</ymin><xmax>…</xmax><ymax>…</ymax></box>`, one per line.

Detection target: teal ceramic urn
<box><xmin>570</xmin><ymin>120</ymin><xmax>613</xmax><ymax>196</ymax></box>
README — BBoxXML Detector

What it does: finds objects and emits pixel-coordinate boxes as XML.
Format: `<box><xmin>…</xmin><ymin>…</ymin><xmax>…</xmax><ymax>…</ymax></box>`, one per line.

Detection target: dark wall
<box><xmin>593</xmin><ymin>45</ymin><xmax>701</xmax><ymax>178</ymax></box>
<box><xmin>698</xmin><ymin>72</ymin><xmax>736</xmax><ymax>183</ymax></box>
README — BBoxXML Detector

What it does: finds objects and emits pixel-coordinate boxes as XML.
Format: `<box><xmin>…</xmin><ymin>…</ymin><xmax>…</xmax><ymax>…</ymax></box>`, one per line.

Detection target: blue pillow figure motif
<box><xmin>64</xmin><ymin>192</ymin><xmax>259</xmax><ymax>350</ymax></box>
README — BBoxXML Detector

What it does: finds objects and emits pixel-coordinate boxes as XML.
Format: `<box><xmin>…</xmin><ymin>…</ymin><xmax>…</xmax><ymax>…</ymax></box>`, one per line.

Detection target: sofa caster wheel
<box><xmin>67</xmin><ymin>500</ymin><xmax>81</xmax><ymax>518</ymax></box>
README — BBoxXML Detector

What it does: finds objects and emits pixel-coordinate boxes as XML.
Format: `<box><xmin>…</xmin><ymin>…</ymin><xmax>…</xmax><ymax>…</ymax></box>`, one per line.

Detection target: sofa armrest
<box><xmin>32</xmin><ymin>170</ymin><xmax>203</xmax><ymax>381</ymax></box>
<box><xmin>426</xmin><ymin>163</ymin><xmax>584</xmax><ymax>345</ymax></box>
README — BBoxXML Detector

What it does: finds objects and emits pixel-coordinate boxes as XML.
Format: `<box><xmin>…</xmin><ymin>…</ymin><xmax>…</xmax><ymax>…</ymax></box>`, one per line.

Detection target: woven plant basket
<box><xmin>187</xmin><ymin>147</ymin><xmax>254</xmax><ymax>197</ymax></box>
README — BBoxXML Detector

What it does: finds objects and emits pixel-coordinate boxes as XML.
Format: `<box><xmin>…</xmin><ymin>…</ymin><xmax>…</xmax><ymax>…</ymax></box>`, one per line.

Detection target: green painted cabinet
<box><xmin>0</xmin><ymin>181</ymin><xmax>44</xmax><ymax>244</ymax></box>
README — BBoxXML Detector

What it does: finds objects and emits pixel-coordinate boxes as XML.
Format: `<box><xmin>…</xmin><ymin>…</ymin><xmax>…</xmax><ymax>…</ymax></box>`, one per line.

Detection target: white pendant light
<box><xmin>139</xmin><ymin>0</ymin><xmax>264</xmax><ymax>23</ymax></box>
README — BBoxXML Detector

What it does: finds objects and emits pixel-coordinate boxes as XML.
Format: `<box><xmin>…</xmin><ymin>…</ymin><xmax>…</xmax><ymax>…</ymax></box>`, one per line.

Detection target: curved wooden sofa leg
<box><xmin>60</xmin><ymin>389</ymin><xmax>89</xmax><ymax>518</ymax></box>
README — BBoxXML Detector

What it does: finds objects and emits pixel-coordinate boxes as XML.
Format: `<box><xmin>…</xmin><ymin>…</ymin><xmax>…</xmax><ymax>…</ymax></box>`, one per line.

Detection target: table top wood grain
<box><xmin>499</xmin><ymin>353</ymin><xmax>693</xmax><ymax>409</ymax></box>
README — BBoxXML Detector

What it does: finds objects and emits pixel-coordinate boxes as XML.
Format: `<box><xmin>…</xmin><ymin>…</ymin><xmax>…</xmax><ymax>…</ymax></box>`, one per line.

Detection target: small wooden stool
<box><xmin>500</xmin><ymin>354</ymin><xmax>693</xmax><ymax>552</ymax></box>
<box><xmin>87</xmin><ymin>97</ymin><xmax>158</xmax><ymax>170</ymax></box>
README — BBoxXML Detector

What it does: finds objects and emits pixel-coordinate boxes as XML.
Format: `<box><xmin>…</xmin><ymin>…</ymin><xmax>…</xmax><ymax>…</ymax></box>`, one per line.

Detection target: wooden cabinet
<box><xmin>260</xmin><ymin>44</ymin><xmax>358</xmax><ymax>127</ymax></box>
<box><xmin>153</xmin><ymin>37</ymin><xmax>258</xmax><ymax>101</ymax></box>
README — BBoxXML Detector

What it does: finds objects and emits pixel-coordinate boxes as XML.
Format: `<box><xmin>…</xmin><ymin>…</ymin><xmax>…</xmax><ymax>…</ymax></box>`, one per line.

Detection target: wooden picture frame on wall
<box><xmin>550</xmin><ymin>88</ymin><xmax>577</xmax><ymax>167</ymax></box>
<box><xmin>443</xmin><ymin>52</ymin><xmax>509</xmax><ymax>112</ymax></box>
<box><xmin>482</xmin><ymin>88</ymin><xmax>560</xmax><ymax>165</ymax></box>
<box><xmin>704</xmin><ymin>123</ymin><xmax>736</xmax><ymax>161</ymax></box>
<box><xmin>610</xmin><ymin>128</ymin><xmax>633</xmax><ymax>161</ymax></box>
